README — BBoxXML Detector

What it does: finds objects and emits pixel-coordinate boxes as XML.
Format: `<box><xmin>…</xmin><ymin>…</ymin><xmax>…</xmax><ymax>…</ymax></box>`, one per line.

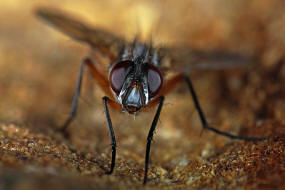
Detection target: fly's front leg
<box><xmin>61</xmin><ymin>57</ymin><xmax>119</xmax><ymax>173</ymax></box>
<box><xmin>102</xmin><ymin>96</ymin><xmax>118</xmax><ymax>174</ymax></box>
<box><xmin>184</xmin><ymin>75</ymin><xmax>266</xmax><ymax>141</ymax></box>
<box><xmin>143</xmin><ymin>96</ymin><xmax>164</xmax><ymax>185</ymax></box>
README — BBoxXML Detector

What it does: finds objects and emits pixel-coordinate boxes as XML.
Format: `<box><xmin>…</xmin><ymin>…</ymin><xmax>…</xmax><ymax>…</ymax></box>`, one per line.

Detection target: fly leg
<box><xmin>60</xmin><ymin>58</ymin><xmax>90</xmax><ymax>137</ymax></box>
<box><xmin>102</xmin><ymin>96</ymin><xmax>118</xmax><ymax>174</ymax></box>
<box><xmin>143</xmin><ymin>96</ymin><xmax>164</xmax><ymax>184</ymax></box>
<box><xmin>60</xmin><ymin>58</ymin><xmax>113</xmax><ymax>137</ymax></box>
<box><xmin>184</xmin><ymin>75</ymin><xmax>266</xmax><ymax>141</ymax></box>
<box><xmin>59</xmin><ymin>57</ymin><xmax>120</xmax><ymax>173</ymax></box>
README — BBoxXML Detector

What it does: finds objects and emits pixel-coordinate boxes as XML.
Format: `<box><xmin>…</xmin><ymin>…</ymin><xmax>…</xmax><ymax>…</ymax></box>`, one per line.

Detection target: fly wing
<box><xmin>159</xmin><ymin>46</ymin><xmax>254</xmax><ymax>72</ymax></box>
<box><xmin>36</xmin><ymin>7</ymin><xmax>125</xmax><ymax>56</ymax></box>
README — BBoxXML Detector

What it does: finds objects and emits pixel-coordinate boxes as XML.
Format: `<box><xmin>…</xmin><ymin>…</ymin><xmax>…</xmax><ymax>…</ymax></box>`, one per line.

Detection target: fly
<box><xmin>35</xmin><ymin>7</ymin><xmax>266</xmax><ymax>185</ymax></box>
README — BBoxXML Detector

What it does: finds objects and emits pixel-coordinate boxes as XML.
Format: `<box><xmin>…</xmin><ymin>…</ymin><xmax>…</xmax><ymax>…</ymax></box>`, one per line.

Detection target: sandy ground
<box><xmin>0</xmin><ymin>1</ymin><xmax>285</xmax><ymax>189</ymax></box>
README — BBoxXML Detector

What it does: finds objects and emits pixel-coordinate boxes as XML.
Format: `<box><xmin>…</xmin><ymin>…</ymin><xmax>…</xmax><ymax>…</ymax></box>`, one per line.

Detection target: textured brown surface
<box><xmin>1</xmin><ymin>1</ymin><xmax>285</xmax><ymax>190</ymax></box>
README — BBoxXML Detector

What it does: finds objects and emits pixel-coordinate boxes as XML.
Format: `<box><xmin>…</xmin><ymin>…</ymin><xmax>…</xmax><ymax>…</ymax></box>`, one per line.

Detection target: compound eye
<box><xmin>147</xmin><ymin>63</ymin><xmax>163</xmax><ymax>98</ymax></box>
<box><xmin>109</xmin><ymin>60</ymin><xmax>132</xmax><ymax>94</ymax></box>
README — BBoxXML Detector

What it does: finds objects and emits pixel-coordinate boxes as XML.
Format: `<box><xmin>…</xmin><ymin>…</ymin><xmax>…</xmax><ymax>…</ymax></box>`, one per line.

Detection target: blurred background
<box><xmin>0</xmin><ymin>0</ymin><xmax>285</xmax><ymax>189</ymax></box>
